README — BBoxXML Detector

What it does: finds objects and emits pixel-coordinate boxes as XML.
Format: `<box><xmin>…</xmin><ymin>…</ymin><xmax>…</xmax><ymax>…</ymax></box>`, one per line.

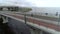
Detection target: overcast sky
<box><xmin>0</xmin><ymin>0</ymin><xmax>60</xmax><ymax>7</ymax></box>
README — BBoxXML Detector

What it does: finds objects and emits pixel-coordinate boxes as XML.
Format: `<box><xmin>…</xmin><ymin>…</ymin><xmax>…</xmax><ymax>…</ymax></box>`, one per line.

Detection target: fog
<box><xmin>29</xmin><ymin>7</ymin><xmax>60</xmax><ymax>14</ymax></box>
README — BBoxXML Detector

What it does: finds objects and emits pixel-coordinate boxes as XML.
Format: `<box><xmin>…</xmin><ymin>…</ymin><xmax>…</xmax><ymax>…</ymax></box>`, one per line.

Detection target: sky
<box><xmin>0</xmin><ymin>0</ymin><xmax>60</xmax><ymax>7</ymax></box>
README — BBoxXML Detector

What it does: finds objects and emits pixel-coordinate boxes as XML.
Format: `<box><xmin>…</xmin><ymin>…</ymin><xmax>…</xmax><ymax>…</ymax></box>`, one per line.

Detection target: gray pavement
<box><xmin>7</xmin><ymin>17</ymin><xmax>31</xmax><ymax>34</ymax></box>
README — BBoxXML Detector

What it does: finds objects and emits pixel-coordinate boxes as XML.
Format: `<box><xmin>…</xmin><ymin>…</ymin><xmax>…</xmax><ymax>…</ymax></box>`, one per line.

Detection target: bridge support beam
<box><xmin>0</xmin><ymin>15</ymin><xmax>8</xmax><ymax>23</ymax></box>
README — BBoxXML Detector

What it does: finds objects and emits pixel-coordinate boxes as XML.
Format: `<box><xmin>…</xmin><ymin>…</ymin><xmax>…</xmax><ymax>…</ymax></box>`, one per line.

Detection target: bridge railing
<box><xmin>0</xmin><ymin>12</ymin><xmax>60</xmax><ymax>34</ymax></box>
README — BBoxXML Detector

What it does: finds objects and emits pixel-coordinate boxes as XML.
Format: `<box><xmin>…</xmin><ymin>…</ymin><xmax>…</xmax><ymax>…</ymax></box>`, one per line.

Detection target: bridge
<box><xmin>0</xmin><ymin>6</ymin><xmax>19</xmax><ymax>11</ymax></box>
<box><xmin>0</xmin><ymin>11</ymin><xmax>60</xmax><ymax>34</ymax></box>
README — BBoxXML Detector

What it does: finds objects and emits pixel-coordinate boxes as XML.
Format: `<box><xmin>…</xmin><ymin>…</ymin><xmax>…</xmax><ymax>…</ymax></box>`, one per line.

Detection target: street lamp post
<box><xmin>21</xmin><ymin>8</ymin><xmax>32</xmax><ymax>24</ymax></box>
<box><xmin>24</xmin><ymin>12</ymin><xmax>27</xmax><ymax>24</ymax></box>
<box><xmin>58</xmin><ymin>14</ymin><xmax>60</xmax><ymax>30</ymax></box>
